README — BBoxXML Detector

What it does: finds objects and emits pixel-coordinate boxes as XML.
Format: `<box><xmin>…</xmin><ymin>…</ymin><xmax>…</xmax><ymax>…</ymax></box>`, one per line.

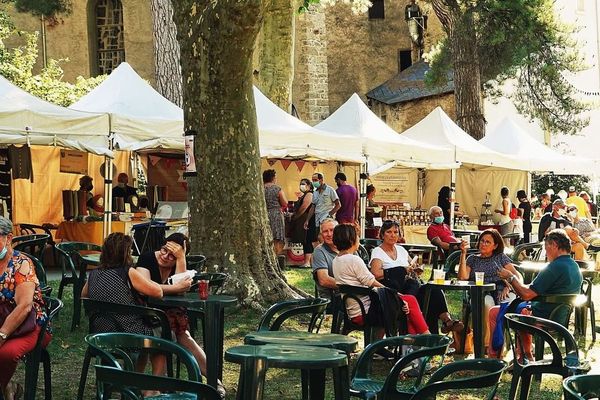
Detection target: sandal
<box><xmin>441</xmin><ymin>319</ymin><xmax>464</xmax><ymax>334</ymax></box>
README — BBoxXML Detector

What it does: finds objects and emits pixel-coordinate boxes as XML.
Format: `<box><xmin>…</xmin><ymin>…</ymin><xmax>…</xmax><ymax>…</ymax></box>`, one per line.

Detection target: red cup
<box><xmin>198</xmin><ymin>280</ymin><xmax>209</xmax><ymax>300</ymax></box>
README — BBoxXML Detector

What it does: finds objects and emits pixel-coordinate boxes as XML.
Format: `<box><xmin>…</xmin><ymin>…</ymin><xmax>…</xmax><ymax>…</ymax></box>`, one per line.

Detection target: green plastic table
<box><xmin>148</xmin><ymin>293</ymin><xmax>237</xmax><ymax>388</ymax></box>
<box><xmin>244</xmin><ymin>331</ymin><xmax>358</xmax><ymax>354</ymax></box>
<box><xmin>422</xmin><ymin>280</ymin><xmax>495</xmax><ymax>358</ymax></box>
<box><xmin>225</xmin><ymin>344</ymin><xmax>349</xmax><ymax>400</ymax></box>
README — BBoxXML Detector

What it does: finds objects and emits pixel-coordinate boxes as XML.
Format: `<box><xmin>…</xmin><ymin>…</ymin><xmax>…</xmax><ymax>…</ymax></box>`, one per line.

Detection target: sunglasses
<box><xmin>159</xmin><ymin>247</ymin><xmax>176</xmax><ymax>261</ymax></box>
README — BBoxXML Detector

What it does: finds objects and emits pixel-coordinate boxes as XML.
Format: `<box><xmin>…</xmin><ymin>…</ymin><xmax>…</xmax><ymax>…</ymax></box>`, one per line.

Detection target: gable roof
<box><xmin>366</xmin><ymin>61</ymin><xmax>454</xmax><ymax>105</ymax></box>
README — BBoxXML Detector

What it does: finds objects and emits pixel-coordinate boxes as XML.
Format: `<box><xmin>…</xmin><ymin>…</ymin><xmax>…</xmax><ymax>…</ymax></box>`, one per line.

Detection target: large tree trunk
<box><xmin>151</xmin><ymin>0</ymin><xmax>183</xmax><ymax>106</ymax></box>
<box><xmin>172</xmin><ymin>1</ymin><xmax>299</xmax><ymax>307</ymax></box>
<box><xmin>431</xmin><ymin>1</ymin><xmax>485</xmax><ymax>139</ymax></box>
<box><xmin>253</xmin><ymin>0</ymin><xmax>295</xmax><ymax>110</ymax></box>
<box><xmin>450</xmin><ymin>11</ymin><xmax>484</xmax><ymax>139</ymax></box>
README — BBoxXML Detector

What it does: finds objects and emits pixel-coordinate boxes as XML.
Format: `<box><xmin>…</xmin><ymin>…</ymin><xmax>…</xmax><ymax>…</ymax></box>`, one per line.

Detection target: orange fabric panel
<box><xmin>12</xmin><ymin>146</ymin><xmax>130</xmax><ymax>225</ymax></box>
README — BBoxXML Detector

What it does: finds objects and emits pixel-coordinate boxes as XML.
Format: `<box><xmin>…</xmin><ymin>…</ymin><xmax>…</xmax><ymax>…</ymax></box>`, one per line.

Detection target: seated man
<box><xmin>427</xmin><ymin>206</ymin><xmax>460</xmax><ymax>253</ymax></box>
<box><xmin>538</xmin><ymin>199</ymin><xmax>595</xmax><ymax>260</ymax></box>
<box><xmin>489</xmin><ymin>229</ymin><xmax>583</xmax><ymax>358</ymax></box>
<box><xmin>312</xmin><ymin>218</ymin><xmax>339</xmax><ymax>302</ymax></box>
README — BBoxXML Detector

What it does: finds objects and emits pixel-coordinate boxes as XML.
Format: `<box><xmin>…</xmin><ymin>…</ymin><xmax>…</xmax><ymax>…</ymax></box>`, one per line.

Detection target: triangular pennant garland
<box><xmin>295</xmin><ymin>160</ymin><xmax>305</xmax><ymax>173</ymax></box>
<box><xmin>280</xmin><ymin>159</ymin><xmax>292</xmax><ymax>171</ymax></box>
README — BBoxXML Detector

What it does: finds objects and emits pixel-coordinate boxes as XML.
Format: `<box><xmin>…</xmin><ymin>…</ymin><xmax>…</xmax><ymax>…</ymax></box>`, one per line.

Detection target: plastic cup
<box><xmin>475</xmin><ymin>272</ymin><xmax>485</xmax><ymax>286</ymax></box>
<box><xmin>198</xmin><ymin>280</ymin><xmax>209</xmax><ymax>300</ymax></box>
<box><xmin>433</xmin><ymin>269</ymin><xmax>445</xmax><ymax>284</ymax></box>
<box><xmin>462</xmin><ymin>235</ymin><xmax>471</xmax><ymax>248</ymax></box>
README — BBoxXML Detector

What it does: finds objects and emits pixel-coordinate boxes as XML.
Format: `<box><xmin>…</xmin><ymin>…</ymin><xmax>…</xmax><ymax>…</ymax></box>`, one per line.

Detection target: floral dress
<box><xmin>0</xmin><ymin>250</ymin><xmax>48</xmax><ymax>328</ymax></box>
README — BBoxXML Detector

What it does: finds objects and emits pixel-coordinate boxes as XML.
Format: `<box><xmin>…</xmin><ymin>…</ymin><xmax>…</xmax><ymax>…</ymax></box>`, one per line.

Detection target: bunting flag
<box><xmin>149</xmin><ymin>155</ymin><xmax>161</xmax><ymax>166</ymax></box>
<box><xmin>267</xmin><ymin>159</ymin><xmax>276</xmax><ymax>166</ymax></box>
<box><xmin>280</xmin><ymin>159</ymin><xmax>292</xmax><ymax>171</ymax></box>
<box><xmin>295</xmin><ymin>160</ymin><xmax>305</xmax><ymax>173</ymax></box>
<box><xmin>165</xmin><ymin>158</ymin><xmax>178</xmax><ymax>169</ymax></box>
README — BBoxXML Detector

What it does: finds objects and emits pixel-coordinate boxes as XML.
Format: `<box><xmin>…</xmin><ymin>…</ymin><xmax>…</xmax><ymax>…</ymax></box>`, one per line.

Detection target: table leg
<box><xmin>237</xmin><ymin>356</ymin><xmax>267</xmax><ymax>400</ymax></box>
<box><xmin>308</xmin><ymin>369</ymin><xmax>326</xmax><ymax>400</ymax></box>
<box><xmin>470</xmin><ymin>287</ymin><xmax>485</xmax><ymax>358</ymax></box>
<box><xmin>422</xmin><ymin>286</ymin><xmax>432</xmax><ymax>320</ymax></box>
<box><xmin>333</xmin><ymin>365</ymin><xmax>350</xmax><ymax>400</ymax></box>
<box><xmin>204</xmin><ymin>302</ymin><xmax>225</xmax><ymax>387</ymax></box>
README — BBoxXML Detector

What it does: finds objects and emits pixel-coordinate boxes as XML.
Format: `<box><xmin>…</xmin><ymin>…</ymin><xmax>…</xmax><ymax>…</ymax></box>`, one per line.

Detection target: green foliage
<box><xmin>532</xmin><ymin>173</ymin><xmax>590</xmax><ymax>197</ymax></box>
<box><xmin>426</xmin><ymin>0</ymin><xmax>589</xmax><ymax>136</ymax></box>
<box><xmin>2</xmin><ymin>0</ymin><xmax>72</xmax><ymax>17</ymax></box>
<box><xmin>0</xmin><ymin>9</ymin><xmax>104</xmax><ymax>106</ymax></box>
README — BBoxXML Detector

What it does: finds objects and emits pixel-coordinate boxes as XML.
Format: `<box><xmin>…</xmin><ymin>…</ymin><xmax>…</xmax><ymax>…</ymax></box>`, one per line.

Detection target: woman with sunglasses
<box><xmin>370</xmin><ymin>220</ymin><xmax>463</xmax><ymax>334</ymax></box>
<box><xmin>136</xmin><ymin>233</ymin><xmax>226</xmax><ymax>398</ymax></box>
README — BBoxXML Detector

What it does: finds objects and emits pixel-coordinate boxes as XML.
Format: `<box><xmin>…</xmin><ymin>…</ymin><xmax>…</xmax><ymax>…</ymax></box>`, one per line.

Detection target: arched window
<box><xmin>94</xmin><ymin>0</ymin><xmax>125</xmax><ymax>75</ymax></box>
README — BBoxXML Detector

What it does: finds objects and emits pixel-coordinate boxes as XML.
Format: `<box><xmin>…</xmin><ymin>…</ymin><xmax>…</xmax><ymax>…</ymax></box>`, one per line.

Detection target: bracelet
<box><xmin>508</xmin><ymin>274</ymin><xmax>516</xmax><ymax>283</ymax></box>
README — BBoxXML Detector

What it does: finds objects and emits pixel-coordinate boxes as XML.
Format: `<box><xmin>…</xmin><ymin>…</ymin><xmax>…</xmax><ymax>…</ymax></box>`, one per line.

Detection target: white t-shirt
<box><xmin>497</xmin><ymin>198</ymin><xmax>512</xmax><ymax>225</ymax></box>
<box><xmin>332</xmin><ymin>254</ymin><xmax>377</xmax><ymax>318</ymax></box>
<box><xmin>369</xmin><ymin>245</ymin><xmax>410</xmax><ymax>270</ymax></box>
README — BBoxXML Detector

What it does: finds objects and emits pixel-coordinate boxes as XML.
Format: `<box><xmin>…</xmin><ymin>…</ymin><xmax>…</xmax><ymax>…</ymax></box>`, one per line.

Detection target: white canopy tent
<box><xmin>480</xmin><ymin>117</ymin><xmax>595</xmax><ymax>175</ymax></box>
<box><xmin>314</xmin><ymin>93</ymin><xmax>459</xmax><ymax>174</ymax></box>
<box><xmin>70</xmin><ymin>62</ymin><xmax>183</xmax><ymax>151</ymax></box>
<box><xmin>0</xmin><ymin>75</ymin><xmax>111</xmax><ymax>156</ymax></box>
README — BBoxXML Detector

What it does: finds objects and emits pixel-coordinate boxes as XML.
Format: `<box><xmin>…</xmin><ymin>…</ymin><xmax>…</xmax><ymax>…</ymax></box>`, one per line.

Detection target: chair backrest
<box><xmin>353</xmin><ymin>334</ymin><xmax>453</xmax><ymax>395</ymax></box>
<box><xmin>36</xmin><ymin>296</ymin><xmax>63</xmax><ymax>348</ymax></box>
<box><xmin>57</xmin><ymin>241</ymin><xmax>102</xmax><ymax>254</ymax></box>
<box><xmin>444</xmin><ymin>249</ymin><xmax>478</xmax><ymax>278</ymax></box>
<box><xmin>94</xmin><ymin>365</ymin><xmax>221</xmax><ymax>400</ymax></box>
<box><xmin>257</xmin><ymin>298</ymin><xmax>330</xmax><ymax>332</ymax></box>
<box><xmin>56</xmin><ymin>241</ymin><xmax>102</xmax><ymax>278</ymax></box>
<box><xmin>504</xmin><ymin>313</ymin><xmax>582</xmax><ymax>370</ymax></box>
<box><xmin>13</xmin><ymin>234</ymin><xmax>50</xmax><ymax>261</ymax></box>
<box><xmin>410</xmin><ymin>358</ymin><xmax>507</xmax><ymax>399</ymax></box>
<box><xmin>186</xmin><ymin>254</ymin><xmax>207</xmax><ymax>271</ymax></box>
<box><xmin>563</xmin><ymin>374</ymin><xmax>600</xmax><ymax>400</ymax></box>
<box><xmin>18</xmin><ymin>224</ymin><xmax>55</xmax><ymax>242</ymax></box>
<box><xmin>510</xmin><ymin>242</ymin><xmax>543</xmax><ymax>263</ymax></box>
<box><xmin>82</xmin><ymin>298</ymin><xmax>171</xmax><ymax>341</ymax></box>
<box><xmin>54</xmin><ymin>243</ymin><xmax>78</xmax><ymax>278</ymax></box>
<box><xmin>357</xmin><ymin>245</ymin><xmax>370</xmax><ymax>266</ymax></box>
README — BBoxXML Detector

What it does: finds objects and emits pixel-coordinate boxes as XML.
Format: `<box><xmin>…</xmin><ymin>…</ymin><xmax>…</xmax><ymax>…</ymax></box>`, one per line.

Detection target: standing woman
<box><xmin>437</xmin><ymin>186</ymin><xmax>452</xmax><ymax>225</ymax></box>
<box><xmin>289</xmin><ymin>178</ymin><xmax>316</xmax><ymax>268</ymax></box>
<box><xmin>495</xmin><ymin>186</ymin><xmax>513</xmax><ymax>237</ymax></box>
<box><xmin>0</xmin><ymin>217</ymin><xmax>51</xmax><ymax>399</ymax></box>
<box><xmin>517</xmin><ymin>190</ymin><xmax>532</xmax><ymax>244</ymax></box>
<box><xmin>263</xmin><ymin>169</ymin><xmax>288</xmax><ymax>255</ymax></box>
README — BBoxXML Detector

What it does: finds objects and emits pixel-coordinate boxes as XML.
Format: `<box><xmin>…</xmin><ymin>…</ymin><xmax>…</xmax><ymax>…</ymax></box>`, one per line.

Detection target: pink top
<box><xmin>332</xmin><ymin>254</ymin><xmax>377</xmax><ymax>318</ymax></box>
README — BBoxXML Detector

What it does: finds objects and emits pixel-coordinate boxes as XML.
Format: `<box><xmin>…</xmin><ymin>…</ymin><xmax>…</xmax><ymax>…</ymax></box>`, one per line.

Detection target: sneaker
<box><xmin>373</xmin><ymin>347</ymin><xmax>395</xmax><ymax>360</ymax></box>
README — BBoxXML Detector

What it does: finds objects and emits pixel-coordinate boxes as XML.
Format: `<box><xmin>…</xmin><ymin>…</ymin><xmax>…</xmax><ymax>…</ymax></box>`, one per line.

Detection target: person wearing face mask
<box><xmin>305</xmin><ymin>172</ymin><xmax>341</xmax><ymax>228</ymax></box>
<box><xmin>539</xmin><ymin>199</ymin><xmax>591</xmax><ymax>260</ymax></box>
<box><xmin>289</xmin><ymin>178</ymin><xmax>316</xmax><ymax>268</ymax></box>
<box><xmin>427</xmin><ymin>205</ymin><xmax>460</xmax><ymax>253</ymax></box>
<box><xmin>112</xmin><ymin>173</ymin><xmax>138</xmax><ymax>212</ymax></box>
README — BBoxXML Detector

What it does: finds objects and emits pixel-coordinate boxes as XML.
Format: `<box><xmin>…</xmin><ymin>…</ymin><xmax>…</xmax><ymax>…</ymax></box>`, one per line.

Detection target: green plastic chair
<box><xmin>23</xmin><ymin>296</ymin><xmax>63</xmax><ymax>400</ymax></box>
<box><xmin>563</xmin><ymin>374</ymin><xmax>600</xmax><ymax>400</ymax></box>
<box><xmin>12</xmin><ymin>234</ymin><xmax>50</xmax><ymax>264</ymax></box>
<box><xmin>186</xmin><ymin>254</ymin><xmax>207</xmax><ymax>271</ymax></box>
<box><xmin>94</xmin><ymin>366</ymin><xmax>221</xmax><ymax>400</ymax></box>
<box><xmin>357</xmin><ymin>245</ymin><xmax>370</xmax><ymax>266</ymax></box>
<box><xmin>77</xmin><ymin>299</ymin><xmax>173</xmax><ymax>400</ymax></box>
<box><xmin>510</xmin><ymin>242</ymin><xmax>543</xmax><ymax>263</ymax></box>
<box><xmin>407</xmin><ymin>359</ymin><xmax>507</xmax><ymax>400</ymax></box>
<box><xmin>256</xmin><ymin>298</ymin><xmax>330</xmax><ymax>332</ymax></box>
<box><xmin>443</xmin><ymin>248</ymin><xmax>478</xmax><ymax>279</ymax></box>
<box><xmin>505</xmin><ymin>313</ymin><xmax>590</xmax><ymax>400</ymax></box>
<box><xmin>338</xmin><ymin>284</ymin><xmax>382</xmax><ymax>348</ymax></box>
<box><xmin>55</xmin><ymin>241</ymin><xmax>102</xmax><ymax>330</ymax></box>
<box><xmin>351</xmin><ymin>334</ymin><xmax>452</xmax><ymax>399</ymax></box>
<box><xmin>85</xmin><ymin>332</ymin><xmax>213</xmax><ymax>400</ymax></box>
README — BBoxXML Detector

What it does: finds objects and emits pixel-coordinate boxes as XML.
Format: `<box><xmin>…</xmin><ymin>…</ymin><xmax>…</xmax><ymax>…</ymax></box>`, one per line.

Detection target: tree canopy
<box><xmin>0</xmin><ymin>9</ymin><xmax>104</xmax><ymax>106</ymax></box>
<box><xmin>2</xmin><ymin>0</ymin><xmax>72</xmax><ymax>17</ymax></box>
<box><xmin>425</xmin><ymin>0</ymin><xmax>589</xmax><ymax>136</ymax></box>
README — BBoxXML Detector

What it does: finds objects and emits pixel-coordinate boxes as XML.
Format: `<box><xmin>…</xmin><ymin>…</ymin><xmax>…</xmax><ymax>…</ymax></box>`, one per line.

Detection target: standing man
<box><xmin>566</xmin><ymin>186</ymin><xmax>590</xmax><ymax>219</ymax></box>
<box><xmin>334</xmin><ymin>172</ymin><xmax>358</xmax><ymax>224</ymax></box>
<box><xmin>305</xmin><ymin>173</ymin><xmax>341</xmax><ymax>228</ymax></box>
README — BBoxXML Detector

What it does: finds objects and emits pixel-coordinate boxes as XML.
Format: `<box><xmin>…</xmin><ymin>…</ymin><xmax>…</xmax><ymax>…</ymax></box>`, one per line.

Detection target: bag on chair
<box><xmin>0</xmin><ymin>302</ymin><xmax>37</xmax><ymax>337</ymax></box>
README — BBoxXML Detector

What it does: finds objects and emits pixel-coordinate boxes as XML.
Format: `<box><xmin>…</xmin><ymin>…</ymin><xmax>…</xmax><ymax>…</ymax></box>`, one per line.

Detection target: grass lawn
<box><xmin>13</xmin><ymin>267</ymin><xmax>600</xmax><ymax>399</ymax></box>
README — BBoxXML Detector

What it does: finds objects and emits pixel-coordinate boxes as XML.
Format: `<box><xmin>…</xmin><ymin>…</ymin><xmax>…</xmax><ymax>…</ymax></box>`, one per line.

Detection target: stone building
<box><xmin>4</xmin><ymin>0</ymin><xmax>451</xmax><ymax>129</ymax></box>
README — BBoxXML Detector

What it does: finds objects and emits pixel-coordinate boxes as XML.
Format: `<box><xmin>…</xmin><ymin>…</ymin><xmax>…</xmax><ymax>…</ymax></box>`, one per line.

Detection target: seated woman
<box><xmin>136</xmin><ymin>233</ymin><xmax>226</xmax><ymax>398</ymax></box>
<box><xmin>331</xmin><ymin>224</ymin><xmax>430</xmax><ymax>337</ymax></box>
<box><xmin>81</xmin><ymin>233</ymin><xmax>165</xmax><ymax>376</ymax></box>
<box><xmin>0</xmin><ymin>217</ymin><xmax>51</xmax><ymax>399</ymax></box>
<box><xmin>458</xmin><ymin>229</ymin><xmax>523</xmax><ymax>348</ymax></box>
<box><xmin>370</xmin><ymin>220</ymin><xmax>463</xmax><ymax>334</ymax></box>
<box><xmin>568</xmin><ymin>205</ymin><xmax>600</xmax><ymax>245</ymax></box>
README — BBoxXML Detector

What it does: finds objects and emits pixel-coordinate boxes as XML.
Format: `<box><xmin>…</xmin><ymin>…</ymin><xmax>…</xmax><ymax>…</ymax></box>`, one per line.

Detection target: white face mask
<box><xmin>569</xmin><ymin>210</ymin><xmax>578</xmax><ymax>218</ymax></box>
<box><xmin>299</xmin><ymin>184</ymin><xmax>307</xmax><ymax>192</ymax></box>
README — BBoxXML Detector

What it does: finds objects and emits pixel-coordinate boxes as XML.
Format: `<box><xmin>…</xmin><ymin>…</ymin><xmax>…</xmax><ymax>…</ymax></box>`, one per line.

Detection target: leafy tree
<box><xmin>424</xmin><ymin>0</ymin><xmax>589</xmax><ymax>139</ymax></box>
<box><xmin>0</xmin><ymin>9</ymin><xmax>104</xmax><ymax>106</ymax></box>
<box><xmin>2</xmin><ymin>0</ymin><xmax>71</xmax><ymax>17</ymax></box>
<box><xmin>532</xmin><ymin>173</ymin><xmax>590</xmax><ymax>198</ymax></box>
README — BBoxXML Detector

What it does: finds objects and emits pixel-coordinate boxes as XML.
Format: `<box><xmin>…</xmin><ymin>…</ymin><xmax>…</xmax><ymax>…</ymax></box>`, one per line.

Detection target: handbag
<box><xmin>0</xmin><ymin>301</ymin><xmax>37</xmax><ymax>338</ymax></box>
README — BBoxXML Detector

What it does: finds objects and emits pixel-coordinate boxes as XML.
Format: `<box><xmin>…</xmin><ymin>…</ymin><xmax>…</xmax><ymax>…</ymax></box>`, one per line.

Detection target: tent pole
<box><xmin>103</xmin><ymin>131</ymin><xmax>115</xmax><ymax>241</ymax></box>
<box><xmin>360</xmin><ymin>163</ymin><xmax>367</xmax><ymax>238</ymax></box>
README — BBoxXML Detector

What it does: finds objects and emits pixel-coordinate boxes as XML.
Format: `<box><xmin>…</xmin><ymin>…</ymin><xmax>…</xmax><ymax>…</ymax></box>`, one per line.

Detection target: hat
<box><xmin>568</xmin><ymin>186</ymin><xmax>576</xmax><ymax>192</ymax></box>
<box><xmin>553</xmin><ymin>198</ymin><xmax>566</xmax><ymax>206</ymax></box>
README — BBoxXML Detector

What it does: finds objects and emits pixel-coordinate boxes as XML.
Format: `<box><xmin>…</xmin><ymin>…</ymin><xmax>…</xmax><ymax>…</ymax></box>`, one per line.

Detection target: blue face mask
<box><xmin>434</xmin><ymin>216</ymin><xmax>445</xmax><ymax>224</ymax></box>
<box><xmin>0</xmin><ymin>245</ymin><xmax>8</xmax><ymax>260</ymax></box>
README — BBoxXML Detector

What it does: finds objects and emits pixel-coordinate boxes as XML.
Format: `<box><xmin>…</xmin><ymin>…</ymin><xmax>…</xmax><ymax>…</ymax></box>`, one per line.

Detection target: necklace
<box><xmin>381</xmin><ymin>244</ymin><xmax>397</xmax><ymax>260</ymax></box>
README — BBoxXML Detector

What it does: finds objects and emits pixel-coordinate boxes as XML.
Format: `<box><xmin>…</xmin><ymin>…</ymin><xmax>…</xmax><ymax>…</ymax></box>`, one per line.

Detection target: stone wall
<box><xmin>3</xmin><ymin>0</ymin><xmax>155</xmax><ymax>84</ymax></box>
<box><xmin>369</xmin><ymin>93</ymin><xmax>456</xmax><ymax>133</ymax></box>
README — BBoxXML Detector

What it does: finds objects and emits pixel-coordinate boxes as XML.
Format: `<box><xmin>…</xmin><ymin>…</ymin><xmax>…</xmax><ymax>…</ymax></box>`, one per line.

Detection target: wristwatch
<box><xmin>508</xmin><ymin>275</ymin><xmax>516</xmax><ymax>283</ymax></box>
<box><xmin>0</xmin><ymin>331</ymin><xmax>7</xmax><ymax>340</ymax></box>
